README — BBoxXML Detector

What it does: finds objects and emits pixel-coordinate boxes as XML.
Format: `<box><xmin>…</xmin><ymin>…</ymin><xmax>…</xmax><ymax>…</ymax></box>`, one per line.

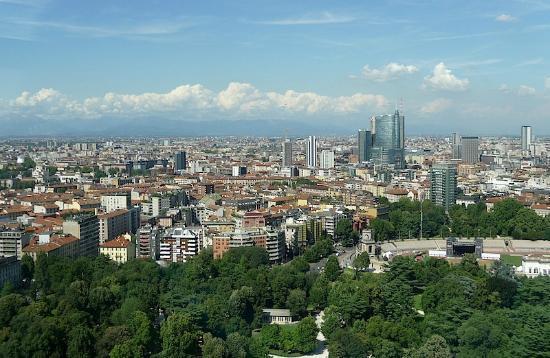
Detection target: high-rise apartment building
<box><xmin>306</xmin><ymin>136</ymin><xmax>317</xmax><ymax>168</ymax></box>
<box><xmin>63</xmin><ymin>214</ymin><xmax>100</xmax><ymax>256</ymax></box>
<box><xmin>320</xmin><ymin>150</ymin><xmax>335</xmax><ymax>169</ymax></box>
<box><xmin>175</xmin><ymin>151</ymin><xmax>187</xmax><ymax>172</ymax></box>
<box><xmin>370</xmin><ymin>110</ymin><xmax>405</xmax><ymax>168</ymax></box>
<box><xmin>460</xmin><ymin>136</ymin><xmax>480</xmax><ymax>164</ymax></box>
<box><xmin>430</xmin><ymin>163</ymin><xmax>457</xmax><ymax>212</ymax></box>
<box><xmin>98</xmin><ymin>209</ymin><xmax>131</xmax><ymax>244</ymax></box>
<box><xmin>521</xmin><ymin>126</ymin><xmax>532</xmax><ymax>152</ymax></box>
<box><xmin>358</xmin><ymin>129</ymin><xmax>372</xmax><ymax>162</ymax></box>
<box><xmin>282</xmin><ymin>140</ymin><xmax>293</xmax><ymax>167</ymax></box>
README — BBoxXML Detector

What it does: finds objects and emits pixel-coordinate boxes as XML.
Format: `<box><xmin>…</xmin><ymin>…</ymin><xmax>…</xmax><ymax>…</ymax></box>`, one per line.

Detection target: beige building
<box><xmin>22</xmin><ymin>232</ymin><xmax>79</xmax><ymax>261</ymax></box>
<box><xmin>99</xmin><ymin>233</ymin><xmax>135</xmax><ymax>264</ymax></box>
<box><xmin>98</xmin><ymin>209</ymin><xmax>130</xmax><ymax>244</ymax></box>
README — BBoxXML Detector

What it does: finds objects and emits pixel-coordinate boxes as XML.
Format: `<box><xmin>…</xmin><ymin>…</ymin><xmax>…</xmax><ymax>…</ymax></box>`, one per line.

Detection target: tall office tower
<box><xmin>63</xmin><ymin>215</ymin><xmax>100</xmax><ymax>256</ymax></box>
<box><xmin>358</xmin><ymin>129</ymin><xmax>373</xmax><ymax>162</ymax></box>
<box><xmin>320</xmin><ymin>150</ymin><xmax>335</xmax><ymax>169</ymax></box>
<box><xmin>521</xmin><ymin>126</ymin><xmax>532</xmax><ymax>152</ymax></box>
<box><xmin>306</xmin><ymin>136</ymin><xmax>317</xmax><ymax>168</ymax></box>
<box><xmin>451</xmin><ymin>132</ymin><xmax>462</xmax><ymax>159</ymax></box>
<box><xmin>282</xmin><ymin>140</ymin><xmax>293</xmax><ymax>167</ymax></box>
<box><xmin>175</xmin><ymin>151</ymin><xmax>187</xmax><ymax>172</ymax></box>
<box><xmin>370</xmin><ymin>110</ymin><xmax>405</xmax><ymax>168</ymax></box>
<box><xmin>460</xmin><ymin>136</ymin><xmax>480</xmax><ymax>164</ymax></box>
<box><xmin>430</xmin><ymin>163</ymin><xmax>457</xmax><ymax>212</ymax></box>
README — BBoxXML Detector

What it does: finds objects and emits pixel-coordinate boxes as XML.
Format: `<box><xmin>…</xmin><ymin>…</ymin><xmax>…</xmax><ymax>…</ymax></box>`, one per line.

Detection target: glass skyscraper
<box><xmin>358</xmin><ymin>129</ymin><xmax>372</xmax><ymax>162</ymax></box>
<box><xmin>370</xmin><ymin>110</ymin><xmax>405</xmax><ymax>168</ymax></box>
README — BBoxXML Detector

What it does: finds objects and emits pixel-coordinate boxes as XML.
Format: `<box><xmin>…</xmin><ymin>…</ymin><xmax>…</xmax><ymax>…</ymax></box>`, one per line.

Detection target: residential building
<box><xmin>232</xmin><ymin>165</ymin><xmax>247</xmax><ymax>177</ymax></box>
<box><xmin>430</xmin><ymin>163</ymin><xmax>458</xmax><ymax>211</ymax></box>
<box><xmin>159</xmin><ymin>227</ymin><xmax>203</xmax><ymax>263</ymax></box>
<box><xmin>0</xmin><ymin>228</ymin><xmax>31</xmax><ymax>259</ymax></box>
<box><xmin>137</xmin><ymin>225</ymin><xmax>159</xmax><ymax>260</ymax></box>
<box><xmin>101</xmin><ymin>193</ymin><xmax>131</xmax><ymax>212</ymax></box>
<box><xmin>320</xmin><ymin>150</ymin><xmax>335</xmax><ymax>169</ymax></box>
<box><xmin>22</xmin><ymin>232</ymin><xmax>79</xmax><ymax>261</ymax></box>
<box><xmin>98</xmin><ymin>209</ymin><xmax>131</xmax><ymax>244</ymax></box>
<box><xmin>99</xmin><ymin>233</ymin><xmax>135</xmax><ymax>264</ymax></box>
<box><xmin>213</xmin><ymin>228</ymin><xmax>284</xmax><ymax>263</ymax></box>
<box><xmin>63</xmin><ymin>214</ymin><xmax>100</xmax><ymax>256</ymax></box>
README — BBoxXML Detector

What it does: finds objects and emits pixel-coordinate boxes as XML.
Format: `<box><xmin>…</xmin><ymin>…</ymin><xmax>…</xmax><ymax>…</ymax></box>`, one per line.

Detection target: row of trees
<box><xmin>369</xmin><ymin>198</ymin><xmax>550</xmax><ymax>241</ymax></box>
<box><xmin>1</xmin><ymin>245</ymin><xmax>548</xmax><ymax>357</ymax></box>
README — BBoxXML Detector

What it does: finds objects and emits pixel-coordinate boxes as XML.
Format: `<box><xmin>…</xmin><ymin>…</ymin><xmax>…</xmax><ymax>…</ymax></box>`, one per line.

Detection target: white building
<box><xmin>518</xmin><ymin>255</ymin><xmax>550</xmax><ymax>278</ymax></box>
<box><xmin>101</xmin><ymin>193</ymin><xmax>130</xmax><ymax>213</ymax></box>
<box><xmin>320</xmin><ymin>150</ymin><xmax>335</xmax><ymax>169</ymax></box>
<box><xmin>306</xmin><ymin>136</ymin><xmax>317</xmax><ymax>168</ymax></box>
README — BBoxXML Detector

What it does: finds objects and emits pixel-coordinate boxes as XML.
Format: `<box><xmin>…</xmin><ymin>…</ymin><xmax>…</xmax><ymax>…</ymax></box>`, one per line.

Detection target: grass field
<box><xmin>413</xmin><ymin>294</ymin><xmax>423</xmax><ymax>311</ymax></box>
<box><xmin>501</xmin><ymin>254</ymin><xmax>522</xmax><ymax>266</ymax></box>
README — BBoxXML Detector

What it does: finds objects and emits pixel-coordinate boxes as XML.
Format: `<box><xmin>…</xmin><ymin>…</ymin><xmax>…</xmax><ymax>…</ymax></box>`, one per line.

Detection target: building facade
<box><xmin>99</xmin><ymin>233</ymin><xmax>135</xmax><ymax>264</ymax></box>
<box><xmin>461</xmin><ymin>136</ymin><xmax>480</xmax><ymax>164</ymax></box>
<box><xmin>370</xmin><ymin>110</ymin><xmax>405</xmax><ymax>168</ymax></box>
<box><xmin>282</xmin><ymin>140</ymin><xmax>293</xmax><ymax>168</ymax></box>
<box><xmin>98</xmin><ymin>209</ymin><xmax>131</xmax><ymax>244</ymax></box>
<box><xmin>63</xmin><ymin>214</ymin><xmax>100</xmax><ymax>256</ymax></box>
<box><xmin>306</xmin><ymin>136</ymin><xmax>317</xmax><ymax>168</ymax></box>
<box><xmin>320</xmin><ymin>150</ymin><xmax>335</xmax><ymax>169</ymax></box>
<box><xmin>430</xmin><ymin>163</ymin><xmax>458</xmax><ymax>211</ymax></box>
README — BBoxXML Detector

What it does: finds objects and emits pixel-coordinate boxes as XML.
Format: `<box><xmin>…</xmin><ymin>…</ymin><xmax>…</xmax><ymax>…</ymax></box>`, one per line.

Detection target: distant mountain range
<box><xmin>0</xmin><ymin>116</ymin><xmax>540</xmax><ymax>137</ymax></box>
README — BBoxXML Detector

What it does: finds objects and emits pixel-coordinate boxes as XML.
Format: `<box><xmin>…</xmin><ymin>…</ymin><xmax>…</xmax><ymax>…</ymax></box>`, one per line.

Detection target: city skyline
<box><xmin>1</xmin><ymin>0</ymin><xmax>550</xmax><ymax>135</ymax></box>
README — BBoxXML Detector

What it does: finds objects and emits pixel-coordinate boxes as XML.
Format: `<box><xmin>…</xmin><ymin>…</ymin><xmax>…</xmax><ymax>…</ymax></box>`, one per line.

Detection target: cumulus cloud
<box><xmin>498</xmin><ymin>84</ymin><xmax>511</xmax><ymax>93</ymax></box>
<box><xmin>495</xmin><ymin>14</ymin><xmax>517</xmax><ymax>22</ymax></box>
<box><xmin>423</xmin><ymin>62</ymin><xmax>469</xmax><ymax>91</ymax></box>
<box><xmin>420</xmin><ymin>98</ymin><xmax>452</xmax><ymax>113</ymax></box>
<box><xmin>6</xmin><ymin>82</ymin><xmax>388</xmax><ymax>119</ymax></box>
<box><xmin>518</xmin><ymin>85</ymin><xmax>536</xmax><ymax>96</ymax></box>
<box><xmin>361</xmin><ymin>62</ymin><xmax>418</xmax><ymax>82</ymax></box>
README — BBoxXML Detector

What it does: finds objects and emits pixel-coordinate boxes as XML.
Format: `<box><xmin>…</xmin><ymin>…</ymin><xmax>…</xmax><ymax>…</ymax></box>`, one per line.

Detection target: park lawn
<box><xmin>501</xmin><ymin>254</ymin><xmax>522</xmax><ymax>266</ymax></box>
<box><xmin>413</xmin><ymin>294</ymin><xmax>423</xmax><ymax>311</ymax></box>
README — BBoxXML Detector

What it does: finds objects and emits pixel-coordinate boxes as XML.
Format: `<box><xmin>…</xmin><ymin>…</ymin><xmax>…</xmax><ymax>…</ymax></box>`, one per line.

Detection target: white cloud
<box><xmin>420</xmin><ymin>98</ymin><xmax>452</xmax><ymax>113</ymax></box>
<box><xmin>6</xmin><ymin>82</ymin><xmax>388</xmax><ymax>119</ymax></box>
<box><xmin>518</xmin><ymin>85</ymin><xmax>536</xmax><ymax>96</ymax></box>
<box><xmin>256</xmin><ymin>12</ymin><xmax>354</xmax><ymax>25</ymax></box>
<box><xmin>499</xmin><ymin>84</ymin><xmax>511</xmax><ymax>93</ymax></box>
<box><xmin>495</xmin><ymin>14</ymin><xmax>517</xmax><ymax>22</ymax></box>
<box><xmin>423</xmin><ymin>62</ymin><xmax>469</xmax><ymax>91</ymax></box>
<box><xmin>361</xmin><ymin>62</ymin><xmax>418</xmax><ymax>82</ymax></box>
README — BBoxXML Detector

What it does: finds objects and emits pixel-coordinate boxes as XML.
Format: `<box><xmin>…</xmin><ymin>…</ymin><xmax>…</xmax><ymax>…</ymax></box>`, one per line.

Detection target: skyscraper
<box><xmin>521</xmin><ymin>126</ymin><xmax>532</xmax><ymax>152</ymax></box>
<box><xmin>320</xmin><ymin>150</ymin><xmax>335</xmax><ymax>169</ymax></box>
<box><xmin>370</xmin><ymin>110</ymin><xmax>405</xmax><ymax>168</ymax></box>
<box><xmin>451</xmin><ymin>133</ymin><xmax>461</xmax><ymax>159</ymax></box>
<box><xmin>306</xmin><ymin>136</ymin><xmax>317</xmax><ymax>168</ymax></box>
<box><xmin>358</xmin><ymin>129</ymin><xmax>372</xmax><ymax>162</ymax></box>
<box><xmin>282</xmin><ymin>140</ymin><xmax>293</xmax><ymax>167</ymax></box>
<box><xmin>175</xmin><ymin>151</ymin><xmax>187</xmax><ymax>172</ymax></box>
<box><xmin>430</xmin><ymin>163</ymin><xmax>457</xmax><ymax>212</ymax></box>
<box><xmin>461</xmin><ymin>137</ymin><xmax>480</xmax><ymax>164</ymax></box>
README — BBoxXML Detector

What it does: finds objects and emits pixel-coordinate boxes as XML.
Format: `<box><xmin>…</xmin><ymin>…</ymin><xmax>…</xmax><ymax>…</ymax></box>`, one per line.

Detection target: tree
<box><xmin>370</xmin><ymin>218</ymin><xmax>395</xmax><ymax>242</ymax></box>
<box><xmin>328</xmin><ymin>329</ymin><xmax>369</xmax><ymax>358</ymax></box>
<box><xmin>202</xmin><ymin>333</ymin><xmax>227</xmax><ymax>357</ymax></box>
<box><xmin>161</xmin><ymin>312</ymin><xmax>201</xmax><ymax>357</ymax></box>
<box><xmin>309</xmin><ymin>275</ymin><xmax>329</xmax><ymax>310</ymax></box>
<box><xmin>407</xmin><ymin>335</ymin><xmax>451</xmax><ymax>358</ymax></box>
<box><xmin>67</xmin><ymin>325</ymin><xmax>95</xmax><ymax>358</ymax></box>
<box><xmin>287</xmin><ymin>289</ymin><xmax>307</xmax><ymax>318</ymax></box>
<box><xmin>21</xmin><ymin>254</ymin><xmax>34</xmax><ymax>283</ymax></box>
<box><xmin>226</xmin><ymin>332</ymin><xmax>249</xmax><ymax>358</ymax></box>
<box><xmin>324</xmin><ymin>256</ymin><xmax>341</xmax><ymax>282</ymax></box>
<box><xmin>292</xmin><ymin>316</ymin><xmax>318</xmax><ymax>354</ymax></box>
<box><xmin>457</xmin><ymin>311</ymin><xmax>514</xmax><ymax>357</ymax></box>
<box><xmin>353</xmin><ymin>252</ymin><xmax>371</xmax><ymax>272</ymax></box>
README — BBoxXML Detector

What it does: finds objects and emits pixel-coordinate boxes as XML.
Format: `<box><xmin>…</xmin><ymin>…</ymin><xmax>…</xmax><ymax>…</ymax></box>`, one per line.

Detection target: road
<box><xmin>309</xmin><ymin>245</ymin><xmax>357</xmax><ymax>273</ymax></box>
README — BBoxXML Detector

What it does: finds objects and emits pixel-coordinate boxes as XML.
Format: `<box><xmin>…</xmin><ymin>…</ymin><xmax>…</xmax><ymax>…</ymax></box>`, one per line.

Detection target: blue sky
<box><xmin>1</xmin><ymin>0</ymin><xmax>550</xmax><ymax>134</ymax></box>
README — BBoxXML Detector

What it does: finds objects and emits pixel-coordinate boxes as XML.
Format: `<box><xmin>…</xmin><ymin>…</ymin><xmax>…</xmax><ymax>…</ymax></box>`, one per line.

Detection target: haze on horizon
<box><xmin>1</xmin><ymin>0</ymin><xmax>550</xmax><ymax>135</ymax></box>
